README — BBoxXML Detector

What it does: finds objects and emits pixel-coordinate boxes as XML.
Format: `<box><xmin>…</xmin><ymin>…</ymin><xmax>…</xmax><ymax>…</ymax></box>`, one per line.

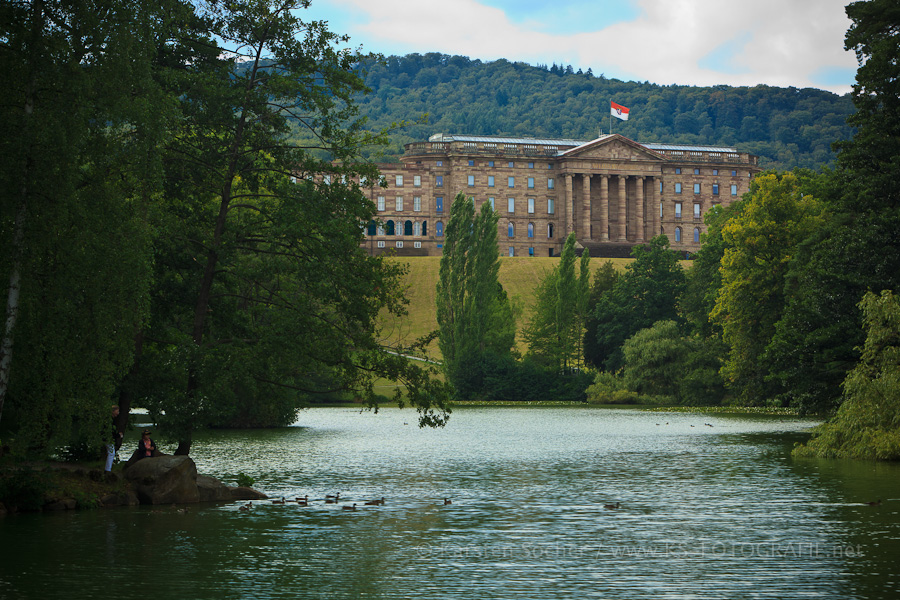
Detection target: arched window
<box><xmin>385</xmin><ymin>220</ymin><xmax>395</xmax><ymax>235</ymax></box>
<box><xmin>404</xmin><ymin>220</ymin><xmax>413</xmax><ymax>236</ymax></box>
<box><xmin>674</xmin><ymin>226</ymin><xmax>682</xmax><ymax>242</ymax></box>
<box><xmin>413</xmin><ymin>221</ymin><xmax>421</xmax><ymax>236</ymax></box>
<box><xmin>527</xmin><ymin>223</ymin><xmax>534</xmax><ymax>238</ymax></box>
<box><xmin>367</xmin><ymin>220</ymin><xmax>377</xmax><ymax>236</ymax></box>
<box><xmin>436</xmin><ymin>221</ymin><xmax>444</xmax><ymax>237</ymax></box>
<box><xmin>548</xmin><ymin>223</ymin><xmax>554</xmax><ymax>238</ymax></box>
<box><xmin>422</xmin><ymin>221</ymin><xmax>428</xmax><ymax>236</ymax></box>
<box><xmin>508</xmin><ymin>222</ymin><xmax>515</xmax><ymax>238</ymax></box>
<box><xmin>377</xmin><ymin>225</ymin><xmax>385</xmax><ymax>236</ymax></box>
<box><xmin>693</xmin><ymin>227</ymin><xmax>700</xmax><ymax>243</ymax></box>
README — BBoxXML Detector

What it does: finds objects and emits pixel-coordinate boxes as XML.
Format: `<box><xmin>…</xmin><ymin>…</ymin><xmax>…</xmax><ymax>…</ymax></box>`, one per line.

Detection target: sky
<box><xmin>302</xmin><ymin>0</ymin><xmax>858</xmax><ymax>95</ymax></box>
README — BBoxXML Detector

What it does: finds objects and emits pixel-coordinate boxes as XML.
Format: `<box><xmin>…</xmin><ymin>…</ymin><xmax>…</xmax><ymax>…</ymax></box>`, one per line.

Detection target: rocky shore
<box><xmin>0</xmin><ymin>455</ymin><xmax>267</xmax><ymax>515</ymax></box>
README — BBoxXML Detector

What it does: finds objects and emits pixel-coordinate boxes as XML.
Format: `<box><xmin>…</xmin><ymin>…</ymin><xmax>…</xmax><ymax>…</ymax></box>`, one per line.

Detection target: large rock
<box><xmin>230</xmin><ymin>486</ymin><xmax>268</xmax><ymax>501</ymax></box>
<box><xmin>124</xmin><ymin>455</ymin><xmax>200</xmax><ymax>505</ymax></box>
<box><xmin>197</xmin><ymin>475</ymin><xmax>233</xmax><ymax>502</ymax></box>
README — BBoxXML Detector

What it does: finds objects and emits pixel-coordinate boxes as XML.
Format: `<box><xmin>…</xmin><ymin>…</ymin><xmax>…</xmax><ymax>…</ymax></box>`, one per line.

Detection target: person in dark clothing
<box><xmin>105</xmin><ymin>405</ymin><xmax>123</xmax><ymax>472</ymax></box>
<box><xmin>136</xmin><ymin>429</ymin><xmax>158</xmax><ymax>460</ymax></box>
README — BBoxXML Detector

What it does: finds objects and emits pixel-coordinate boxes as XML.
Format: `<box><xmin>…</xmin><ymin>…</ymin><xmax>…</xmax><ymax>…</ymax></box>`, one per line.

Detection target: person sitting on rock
<box><xmin>136</xmin><ymin>429</ymin><xmax>158</xmax><ymax>460</ymax></box>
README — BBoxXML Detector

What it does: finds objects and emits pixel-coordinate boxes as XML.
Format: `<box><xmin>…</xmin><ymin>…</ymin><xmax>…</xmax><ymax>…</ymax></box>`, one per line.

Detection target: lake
<box><xmin>2</xmin><ymin>407</ymin><xmax>899</xmax><ymax>599</ymax></box>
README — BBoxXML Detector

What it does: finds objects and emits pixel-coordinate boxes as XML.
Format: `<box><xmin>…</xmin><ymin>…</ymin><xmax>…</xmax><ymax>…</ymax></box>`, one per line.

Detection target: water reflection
<box><xmin>2</xmin><ymin>407</ymin><xmax>899</xmax><ymax>599</ymax></box>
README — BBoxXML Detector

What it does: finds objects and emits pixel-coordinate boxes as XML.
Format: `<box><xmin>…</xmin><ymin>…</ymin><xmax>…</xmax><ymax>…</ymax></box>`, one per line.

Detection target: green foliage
<box><xmin>0</xmin><ymin>469</ymin><xmax>51</xmax><ymax>511</ymax></box>
<box><xmin>794</xmin><ymin>290</ymin><xmax>900</xmax><ymax>459</ymax></box>
<box><xmin>591</xmin><ymin>236</ymin><xmax>686</xmax><ymax>371</ymax></box>
<box><xmin>710</xmin><ymin>171</ymin><xmax>824</xmax><ymax>405</ymax></box>
<box><xmin>585</xmin><ymin>371</ymin><xmax>642</xmax><ymax>405</ymax></box>
<box><xmin>234</xmin><ymin>472</ymin><xmax>256</xmax><ymax>488</ymax></box>
<box><xmin>346</xmin><ymin>53</ymin><xmax>853</xmax><ymax>170</ymax></box>
<box><xmin>621</xmin><ymin>321</ymin><xmax>726</xmax><ymax>406</ymax></box>
<box><xmin>436</xmin><ymin>193</ymin><xmax>516</xmax><ymax>397</ymax></box>
<box><xmin>583</xmin><ymin>261</ymin><xmax>620</xmax><ymax>368</ymax></box>
<box><xmin>523</xmin><ymin>233</ymin><xmax>591</xmax><ymax>371</ymax></box>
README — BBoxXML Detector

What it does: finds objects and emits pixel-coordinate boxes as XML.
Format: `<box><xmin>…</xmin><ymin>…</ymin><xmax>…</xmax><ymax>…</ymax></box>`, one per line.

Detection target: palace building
<box><xmin>361</xmin><ymin>133</ymin><xmax>761</xmax><ymax>257</ymax></box>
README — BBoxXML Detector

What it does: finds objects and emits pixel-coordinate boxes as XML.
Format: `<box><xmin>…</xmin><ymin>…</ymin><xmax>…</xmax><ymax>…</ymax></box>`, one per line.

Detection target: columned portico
<box><xmin>599</xmin><ymin>174</ymin><xmax>609</xmax><ymax>241</ymax></box>
<box><xmin>564</xmin><ymin>174</ymin><xmax>575</xmax><ymax>234</ymax></box>
<box><xmin>617</xmin><ymin>175</ymin><xmax>627</xmax><ymax>241</ymax></box>
<box><xmin>581</xmin><ymin>175</ymin><xmax>592</xmax><ymax>241</ymax></box>
<box><xmin>635</xmin><ymin>176</ymin><xmax>645</xmax><ymax>243</ymax></box>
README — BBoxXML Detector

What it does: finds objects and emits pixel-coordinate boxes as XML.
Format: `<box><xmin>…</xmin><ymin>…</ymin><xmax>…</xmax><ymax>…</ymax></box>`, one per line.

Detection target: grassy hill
<box><xmin>380</xmin><ymin>256</ymin><xmax>635</xmax><ymax>359</ymax></box>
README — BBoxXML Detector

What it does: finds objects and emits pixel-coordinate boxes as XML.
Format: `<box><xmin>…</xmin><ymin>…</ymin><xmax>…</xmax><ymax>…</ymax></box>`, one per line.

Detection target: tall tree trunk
<box><xmin>0</xmin><ymin>0</ymin><xmax>41</xmax><ymax>426</ymax></box>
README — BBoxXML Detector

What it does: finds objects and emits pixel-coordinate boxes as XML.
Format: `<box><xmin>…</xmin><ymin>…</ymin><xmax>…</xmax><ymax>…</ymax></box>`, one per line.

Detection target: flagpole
<box><xmin>609</xmin><ymin>98</ymin><xmax>612</xmax><ymax>135</ymax></box>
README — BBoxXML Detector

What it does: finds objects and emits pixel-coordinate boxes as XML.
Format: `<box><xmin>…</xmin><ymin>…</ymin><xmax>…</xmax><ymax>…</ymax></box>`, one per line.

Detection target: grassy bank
<box><xmin>380</xmin><ymin>256</ymin><xmax>635</xmax><ymax>359</ymax></box>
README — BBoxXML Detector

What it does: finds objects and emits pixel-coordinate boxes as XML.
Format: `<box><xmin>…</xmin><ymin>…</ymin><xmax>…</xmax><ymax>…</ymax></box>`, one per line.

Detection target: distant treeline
<box><xmin>340</xmin><ymin>53</ymin><xmax>854</xmax><ymax>170</ymax></box>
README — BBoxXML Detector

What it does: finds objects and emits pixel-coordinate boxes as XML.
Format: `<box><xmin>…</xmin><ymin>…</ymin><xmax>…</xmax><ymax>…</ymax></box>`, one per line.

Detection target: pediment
<box><xmin>560</xmin><ymin>134</ymin><xmax>664</xmax><ymax>162</ymax></box>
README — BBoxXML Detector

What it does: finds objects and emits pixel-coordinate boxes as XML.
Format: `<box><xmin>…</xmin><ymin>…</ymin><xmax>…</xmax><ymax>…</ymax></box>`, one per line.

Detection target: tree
<box><xmin>0</xmin><ymin>0</ymin><xmax>172</xmax><ymax>452</ymax></box>
<box><xmin>591</xmin><ymin>236</ymin><xmax>686</xmax><ymax>371</ymax></box>
<box><xmin>523</xmin><ymin>233</ymin><xmax>590</xmax><ymax>371</ymax></box>
<box><xmin>710</xmin><ymin>171</ymin><xmax>823</xmax><ymax>405</ymax></box>
<box><xmin>765</xmin><ymin>0</ymin><xmax>900</xmax><ymax>415</ymax></box>
<box><xmin>128</xmin><ymin>0</ymin><xmax>450</xmax><ymax>453</ymax></box>
<box><xmin>436</xmin><ymin>193</ymin><xmax>515</xmax><ymax>397</ymax></box>
<box><xmin>794</xmin><ymin>290</ymin><xmax>900</xmax><ymax>459</ymax></box>
<box><xmin>622</xmin><ymin>321</ymin><xmax>726</xmax><ymax>405</ymax></box>
<box><xmin>583</xmin><ymin>260</ymin><xmax>620</xmax><ymax>368</ymax></box>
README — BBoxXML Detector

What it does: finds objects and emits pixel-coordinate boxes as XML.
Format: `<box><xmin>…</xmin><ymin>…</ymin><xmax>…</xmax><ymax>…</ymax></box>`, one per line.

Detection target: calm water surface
<box><xmin>2</xmin><ymin>407</ymin><xmax>900</xmax><ymax>599</ymax></box>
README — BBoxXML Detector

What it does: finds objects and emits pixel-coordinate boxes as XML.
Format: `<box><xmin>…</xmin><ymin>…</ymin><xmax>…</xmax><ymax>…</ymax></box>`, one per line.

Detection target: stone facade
<box><xmin>360</xmin><ymin>133</ymin><xmax>761</xmax><ymax>257</ymax></box>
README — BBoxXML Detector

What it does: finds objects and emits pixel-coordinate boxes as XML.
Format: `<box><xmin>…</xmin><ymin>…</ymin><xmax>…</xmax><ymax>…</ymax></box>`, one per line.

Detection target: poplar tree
<box><xmin>436</xmin><ymin>193</ymin><xmax>515</xmax><ymax>395</ymax></box>
<box><xmin>523</xmin><ymin>233</ymin><xmax>590</xmax><ymax>371</ymax></box>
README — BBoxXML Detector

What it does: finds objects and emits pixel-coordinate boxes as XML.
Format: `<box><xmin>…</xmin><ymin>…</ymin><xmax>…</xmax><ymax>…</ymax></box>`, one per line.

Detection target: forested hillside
<box><xmin>346</xmin><ymin>53</ymin><xmax>854</xmax><ymax>170</ymax></box>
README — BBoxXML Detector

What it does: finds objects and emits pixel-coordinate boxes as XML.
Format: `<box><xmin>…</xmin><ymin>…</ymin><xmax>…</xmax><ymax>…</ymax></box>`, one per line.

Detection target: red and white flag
<box><xmin>611</xmin><ymin>101</ymin><xmax>630</xmax><ymax>121</ymax></box>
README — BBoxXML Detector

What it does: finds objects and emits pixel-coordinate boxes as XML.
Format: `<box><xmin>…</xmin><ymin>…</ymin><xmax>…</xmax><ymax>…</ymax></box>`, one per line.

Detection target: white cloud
<box><xmin>324</xmin><ymin>0</ymin><xmax>857</xmax><ymax>94</ymax></box>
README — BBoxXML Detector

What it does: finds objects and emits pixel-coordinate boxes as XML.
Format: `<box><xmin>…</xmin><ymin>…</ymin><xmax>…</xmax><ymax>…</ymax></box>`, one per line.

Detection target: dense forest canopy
<box><xmin>341</xmin><ymin>53</ymin><xmax>854</xmax><ymax>170</ymax></box>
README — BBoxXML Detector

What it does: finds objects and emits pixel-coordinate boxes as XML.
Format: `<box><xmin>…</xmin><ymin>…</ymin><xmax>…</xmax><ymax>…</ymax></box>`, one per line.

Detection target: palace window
<box><xmin>528</xmin><ymin>177</ymin><xmax>535</xmax><ymax>189</ymax></box>
<box><xmin>488</xmin><ymin>197</ymin><xmax>495</xmax><ymax>210</ymax></box>
<box><xmin>508</xmin><ymin>176</ymin><xmax>515</xmax><ymax>188</ymax></box>
<box><xmin>547</xmin><ymin>198</ymin><xmax>555</xmax><ymax>214</ymax></box>
<box><xmin>529</xmin><ymin>247</ymin><xmax>534</xmax><ymax>256</ymax></box>
<box><xmin>488</xmin><ymin>175</ymin><xmax>495</xmax><ymax>187</ymax></box>
<box><xmin>395</xmin><ymin>197</ymin><xmax>403</xmax><ymax>211</ymax></box>
<box><xmin>435</xmin><ymin>221</ymin><xmax>444</xmax><ymax>237</ymax></box>
<box><xmin>674</xmin><ymin>227</ymin><xmax>682</xmax><ymax>242</ymax></box>
<box><xmin>377</xmin><ymin>241</ymin><xmax>385</xmax><ymax>248</ymax></box>
<box><xmin>548</xmin><ymin>178</ymin><xmax>555</xmax><ymax>190</ymax></box>
<box><xmin>712</xmin><ymin>184</ymin><xmax>719</xmax><ymax>195</ymax></box>
<box><xmin>694</xmin><ymin>228</ymin><xmax>701</xmax><ymax>243</ymax></box>
<box><xmin>675</xmin><ymin>168</ymin><xmax>681</xmax><ymax>175</ymax></box>
<box><xmin>436</xmin><ymin>196</ymin><xmax>443</xmax><ymax>212</ymax></box>
<box><xmin>413</xmin><ymin>196</ymin><xmax>421</xmax><ymax>211</ymax></box>
<box><xmin>395</xmin><ymin>175</ymin><xmax>403</xmax><ymax>187</ymax></box>
<box><xmin>528</xmin><ymin>198</ymin><xmax>535</xmax><ymax>214</ymax></box>
<box><xmin>694</xmin><ymin>183</ymin><xmax>700</xmax><ymax>194</ymax></box>
<box><xmin>367</xmin><ymin>221</ymin><xmax>376</xmax><ymax>236</ymax></box>
<box><xmin>508</xmin><ymin>161</ymin><xmax>514</xmax><ymax>168</ymax></box>
<box><xmin>377</xmin><ymin>196</ymin><xmax>385</xmax><ymax>211</ymax></box>
<box><xmin>508</xmin><ymin>222</ymin><xmax>515</xmax><ymax>238</ymax></box>
<box><xmin>414</xmin><ymin>175</ymin><xmax>421</xmax><ymax>187</ymax></box>
<box><xmin>468</xmin><ymin>175</ymin><xmax>475</xmax><ymax>187</ymax></box>
<box><xmin>396</xmin><ymin>241</ymin><xmax>404</xmax><ymax>248</ymax></box>
<box><xmin>694</xmin><ymin>168</ymin><xmax>700</xmax><ymax>175</ymax></box>
<box><xmin>731</xmin><ymin>184</ymin><xmax>738</xmax><ymax>196</ymax></box>
<box><xmin>548</xmin><ymin>223</ymin><xmax>554</xmax><ymax>238</ymax></box>
<box><xmin>694</xmin><ymin>203</ymin><xmax>701</xmax><ymax>219</ymax></box>
<box><xmin>509</xmin><ymin>247</ymin><xmax>515</xmax><ymax>257</ymax></box>
<box><xmin>527</xmin><ymin>223</ymin><xmax>534</xmax><ymax>238</ymax></box>
<box><xmin>385</xmin><ymin>220</ymin><xmax>395</xmax><ymax>235</ymax></box>
<box><xmin>414</xmin><ymin>241</ymin><xmax>422</xmax><ymax>248</ymax></box>
<box><xmin>508</xmin><ymin>198</ymin><xmax>515</xmax><ymax>213</ymax></box>
<box><xmin>436</xmin><ymin>175</ymin><xmax>443</xmax><ymax>187</ymax></box>
<box><xmin>468</xmin><ymin>160</ymin><xmax>475</xmax><ymax>166</ymax></box>
<box><xmin>675</xmin><ymin>183</ymin><xmax>682</xmax><ymax>194</ymax></box>
<box><xmin>675</xmin><ymin>202</ymin><xmax>682</xmax><ymax>219</ymax></box>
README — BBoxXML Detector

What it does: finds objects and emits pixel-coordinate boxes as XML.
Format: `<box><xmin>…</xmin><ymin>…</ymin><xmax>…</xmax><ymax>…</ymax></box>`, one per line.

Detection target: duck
<box><xmin>239</xmin><ymin>502</ymin><xmax>251</xmax><ymax>512</ymax></box>
<box><xmin>603</xmin><ymin>502</ymin><xmax>620</xmax><ymax>510</ymax></box>
<box><xmin>271</xmin><ymin>497</ymin><xmax>286</xmax><ymax>505</ymax></box>
<box><xmin>295</xmin><ymin>495</ymin><xmax>309</xmax><ymax>506</ymax></box>
<box><xmin>342</xmin><ymin>503</ymin><xmax>357</xmax><ymax>511</ymax></box>
<box><xmin>865</xmin><ymin>499</ymin><xmax>882</xmax><ymax>506</ymax></box>
<box><xmin>364</xmin><ymin>497</ymin><xmax>385</xmax><ymax>506</ymax></box>
<box><xmin>324</xmin><ymin>493</ymin><xmax>340</xmax><ymax>504</ymax></box>
<box><xmin>443</xmin><ymin>498</ymin><xmax>452</xmax><ymax>505</ymax></box>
